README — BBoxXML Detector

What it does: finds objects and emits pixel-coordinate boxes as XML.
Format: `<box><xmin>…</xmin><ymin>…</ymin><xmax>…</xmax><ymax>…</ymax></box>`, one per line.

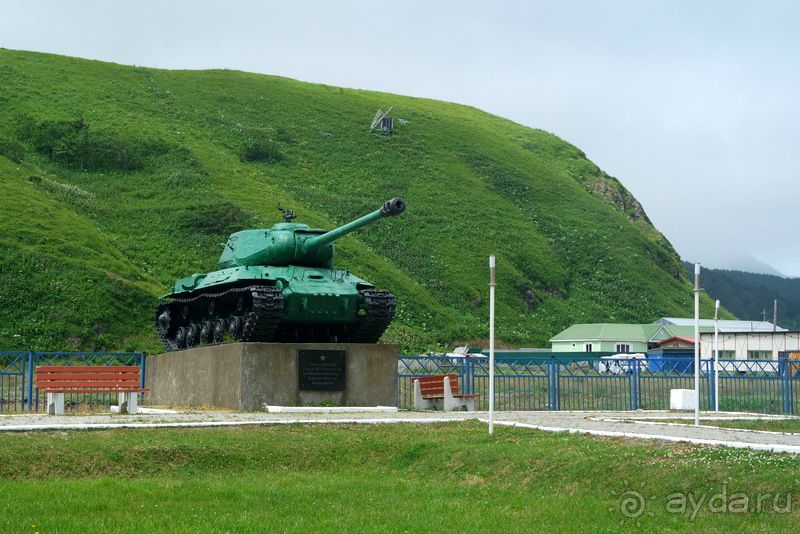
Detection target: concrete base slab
<box><xmin>145</xmin><ymin>342</ymin><xmax>398</xmax><ymax>411</ymax></box>
<box><xmin>265</xmin><ymin>405</ymin><xmax>398</xmax><ymax>413</ymax></box>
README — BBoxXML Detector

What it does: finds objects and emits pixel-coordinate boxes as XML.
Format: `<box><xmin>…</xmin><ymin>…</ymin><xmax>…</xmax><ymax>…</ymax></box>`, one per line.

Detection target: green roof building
<box><xmin>549</xmin><ymin>323</ymin><xmax>713</xmax><ymax>353</ymax></box>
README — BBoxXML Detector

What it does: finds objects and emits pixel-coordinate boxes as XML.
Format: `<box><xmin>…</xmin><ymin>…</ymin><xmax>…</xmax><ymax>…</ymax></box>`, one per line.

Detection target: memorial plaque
<box><xmin>298</xmin><ymin>350</ymin><xmax>346</xmax><ymax>391</ymax></box>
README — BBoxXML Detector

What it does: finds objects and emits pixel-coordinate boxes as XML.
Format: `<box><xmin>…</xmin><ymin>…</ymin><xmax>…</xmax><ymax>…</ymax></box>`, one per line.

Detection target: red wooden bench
<box><xmin>35</xmin><ymin>366</ymin><xmax>148</xmax><ymax>415</ymax></box>
<box><xmin>412</xmin><ymin>374</ymin><xmax>479</xmax><ymax>411</ymax></box>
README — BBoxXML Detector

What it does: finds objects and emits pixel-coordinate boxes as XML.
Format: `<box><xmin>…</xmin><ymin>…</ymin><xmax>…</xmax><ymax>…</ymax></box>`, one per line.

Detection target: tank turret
<box><xmin>156</xmin><ymin>198</ymin><xmax>406</xmax><ymax>351</ymax></box>
<box><xmin>218</xmin><ymin>197</ymin><xmax>405</xmax><ymax>269</ymax></box>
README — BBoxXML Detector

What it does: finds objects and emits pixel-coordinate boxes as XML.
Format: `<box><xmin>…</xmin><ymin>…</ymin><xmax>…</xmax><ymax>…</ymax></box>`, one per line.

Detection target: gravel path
<box><xmin>2</xmin><ymin>409</ymin><xmax>799</xmax><ymax>453</ymax></box>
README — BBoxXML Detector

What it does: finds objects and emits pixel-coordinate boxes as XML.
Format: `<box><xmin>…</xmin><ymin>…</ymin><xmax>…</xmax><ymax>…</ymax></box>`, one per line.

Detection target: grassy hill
<box><xmin>0</xmin><ymin>49</ymin><xmax>719</xmax><ymax>353</ymax></box>
<box><xmin>684</xmin><ymin>262</ymin><xmax>800</xmax><ymax>330</ymax></box>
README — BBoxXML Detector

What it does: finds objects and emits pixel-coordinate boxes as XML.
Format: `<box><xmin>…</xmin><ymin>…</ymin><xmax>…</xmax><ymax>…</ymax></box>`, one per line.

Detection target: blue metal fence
<box><xmin>398</xmin><ymin>356</ymin><xmax>800</xmax><ymax>415</ymax></box>
<box><xmin>0</xmin><ymin>351</ymin><xmax>146</xmax><ymax>413</ymax></box>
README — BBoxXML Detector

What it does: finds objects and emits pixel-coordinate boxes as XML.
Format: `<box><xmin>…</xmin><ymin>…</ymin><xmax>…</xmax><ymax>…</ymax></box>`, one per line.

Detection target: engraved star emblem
<box><xmin>320</xmin><ymin>355</ymin><xmax>327</xmax><ymax>361</ymax></box>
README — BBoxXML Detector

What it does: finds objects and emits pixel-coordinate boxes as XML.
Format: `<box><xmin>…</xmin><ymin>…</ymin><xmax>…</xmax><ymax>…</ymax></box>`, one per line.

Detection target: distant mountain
<box><xmin>685</xmin><ymin>262</ymin><xmax>800</xmax><ymax>330</ymax></box>
<box><xmin>688</xmin><ymin>254</ymin><xmax>786</xmax><ymax>278</ymax></box>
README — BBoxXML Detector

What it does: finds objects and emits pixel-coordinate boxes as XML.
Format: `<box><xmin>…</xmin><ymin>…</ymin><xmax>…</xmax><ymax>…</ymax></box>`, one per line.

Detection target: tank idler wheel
<box><xmin>181</xmin><ymin>305</ymin><xmax>191</xmax><ymax>320</ymax></box>
<box><xmin>212</xmin><ymin>319</ymin><xmax>226</xmax><ymax>344</ymax></box>
<box><xmin>208</xmin><ymin>300</ymin><xmax>216</xmax><ymax>316</ymax></box>
<box><xmin>175</xmin><ymin>326</ymin><xmax>188</xmax><ymax>349</ymax></box>
<box><xmin>157</xmin><ymin>310</ymin><xmax>171</xmax><ymax>330</ymax></box>
<box><xmin>199</xmin><ymin>321</ymin><xmax>213</xmax><ymax>344</ymax></box>
<box><xmin>185</xmin><ymin>324</ymin><xmax>200</xmax><ymax>348</ymax></box>
<box><xmin>228</xmin><ymin>316</ymin><xmax>244</xmax><ymax>339</ymax></box>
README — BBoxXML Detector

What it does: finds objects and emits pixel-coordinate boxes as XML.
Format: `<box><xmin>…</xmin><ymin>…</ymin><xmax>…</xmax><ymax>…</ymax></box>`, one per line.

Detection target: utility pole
<box><xmin>488</xmin><ymin>255</ymin><xmax>496</xmax><ymax>435</ymax></box>
<box><xmin>694</xmin><ymin>263</ymin><xmax>701</xmax><ymax>426</ymax></box>
<box><xmin>714</xmin><ymin>300</ymin><xmax>720</xmax><ymax>412</ymax></box>
<box><xmin>774</xmin><ymin>299</ymin><xmax>778</xmax><ymax>331</ymax></box>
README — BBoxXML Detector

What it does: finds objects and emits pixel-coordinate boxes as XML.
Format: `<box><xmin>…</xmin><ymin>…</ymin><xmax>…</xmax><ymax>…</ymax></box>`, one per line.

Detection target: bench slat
<box><xmin>37</xmin><ymin>380</ymin><xmax>142</xmax><ymax>388</ymax></box>
<box><xmin>36</xmin><ymin>366</ymin><xmax>140</xmax><ymax>372</ymax></box>
<box><xmin>36</xmin><ymin>373</ymin><xmax>140</xmax><ymax>381</ymax></box>
<box><xmin>42</xmin><ymin>388</ymin><xmax>150</xmax><ymax>394</ymax></box>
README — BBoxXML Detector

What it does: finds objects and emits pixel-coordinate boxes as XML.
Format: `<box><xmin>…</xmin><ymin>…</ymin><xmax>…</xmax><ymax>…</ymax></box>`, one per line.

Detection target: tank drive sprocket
<box><xmin>156</xmin><ymin>285</ymin><xmax>284</xmax><ymax>352</ymax></box>
<box><xmin>350</xmin><ymin>289</ymin><xmax>397</xmax><ymax>343</ymax></box>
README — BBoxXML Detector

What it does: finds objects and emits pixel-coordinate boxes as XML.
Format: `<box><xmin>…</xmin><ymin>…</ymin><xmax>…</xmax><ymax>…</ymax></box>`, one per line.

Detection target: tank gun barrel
<box><xmin>303</xmin><ymin>197</ymin><xmax>405</xmax><ymax>251</ymax></box>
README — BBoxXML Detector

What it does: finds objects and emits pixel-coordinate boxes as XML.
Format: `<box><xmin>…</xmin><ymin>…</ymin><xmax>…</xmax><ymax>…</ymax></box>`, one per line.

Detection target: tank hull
<box><xmin>156</xmin><ymin>266</ymin><xmax>396</xmax><ymax>351</ymax></box>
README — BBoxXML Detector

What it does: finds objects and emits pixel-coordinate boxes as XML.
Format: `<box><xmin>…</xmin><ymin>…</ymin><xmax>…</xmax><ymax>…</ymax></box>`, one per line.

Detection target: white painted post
<box><xmin>714</xmin><ymin>299</ymin><xmax>720</xmax><ymax>412</ymax></box>
<box><xmin>694</xmin><ymin>263</ymin><xmax>701</xmax><ymax>426</ymax></box>
<box><xmin>488</xmin><ymin>255</ymin><xmax>496</xmax><ymax>435</ymax></box>
<box><xmin>47</xmin><ymin>392</ymin><xmax>64</xmax><ymax>416</ymax></box>
<box><xmin>127</xmin><ymin>392</ymin><xmax>138</xmax><ymax>415</ymax></box>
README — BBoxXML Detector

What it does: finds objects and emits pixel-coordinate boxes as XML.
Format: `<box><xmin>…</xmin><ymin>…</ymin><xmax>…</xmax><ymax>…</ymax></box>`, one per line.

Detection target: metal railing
<box><xmin>398</xmin><ymin>356</ymin><xmax>800</xmax><ymax>415</ymax></box>
<box><xmin>0</xmin><ymin>351</ymin><xmax>146</xmax><ymax>413</ymax></box>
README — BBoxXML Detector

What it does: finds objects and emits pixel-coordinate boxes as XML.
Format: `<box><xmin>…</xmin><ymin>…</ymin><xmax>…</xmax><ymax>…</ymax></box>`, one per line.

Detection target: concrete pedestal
<box><xmin>144</xmin><ymin>342</ymin><xmax>398</xmax><ymax>411</ymax></box>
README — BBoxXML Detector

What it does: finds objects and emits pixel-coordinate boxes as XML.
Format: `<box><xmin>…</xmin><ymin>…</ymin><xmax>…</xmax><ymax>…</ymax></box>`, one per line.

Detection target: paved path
<box><xmin>2</xmin><ymin>409</ymin><xmax>799</xmax><ymax>453</ymax></box>
<box><xmin>488</xmin><ymin>411</ymin><xmax>800</xmax><ymax>454</ymax></box>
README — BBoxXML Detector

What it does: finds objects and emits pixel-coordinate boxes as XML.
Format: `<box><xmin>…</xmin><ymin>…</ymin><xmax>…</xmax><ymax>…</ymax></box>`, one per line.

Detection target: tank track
<box><xmin>155</xmin><ymin>286</ymin><xmax>395</xmax><ymax>351</ymax></box>
<box><xmin>350</xmin><ymin>289</ymin><xmax>397</xmax><ymax>343</ymax></box>
<box><xmin>156</xmin><ymin>285</ymin><xmax>284</xmax><ymax>352</ymax></box>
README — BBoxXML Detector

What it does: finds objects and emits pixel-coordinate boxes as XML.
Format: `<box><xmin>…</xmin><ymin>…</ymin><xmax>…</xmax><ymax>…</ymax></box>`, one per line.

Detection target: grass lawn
<box><xmin>1</xmin><ymin>422</ymin><xmax>799</xmax><ymax>532</ymax></box>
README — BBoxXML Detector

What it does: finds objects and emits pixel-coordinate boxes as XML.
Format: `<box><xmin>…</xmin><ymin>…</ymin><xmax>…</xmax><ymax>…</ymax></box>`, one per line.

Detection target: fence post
<box><xmin>547</xmin><ymin>358</ymin><xmax>558</xmax><ymax>411</ymax></box>
<box><xmin>630</xmin><ymin>360</ymin><xmax>639</xmax><ymax>411</ymax></box>
<box><xmin>783</xmin><ymin>358</ymin><xmax>792</xmax><ymax>415</ymax></box>
<box><xmin>26</xmin><ymin>351</ymin><xmax>34</xmax><ymax>410</ymax></box>
<box><xmin>706</xmin><ymin>360</ymin><xmax>715</xmax><ymax>413</ymax></box>
<box><xmin>463</xmin><ymin>357</ymin><xmax>471</xmax><ymax>395</ymax></box>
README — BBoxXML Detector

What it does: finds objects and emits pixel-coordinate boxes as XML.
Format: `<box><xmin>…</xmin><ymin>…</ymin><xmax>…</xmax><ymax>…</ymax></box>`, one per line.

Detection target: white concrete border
<box><xmin>596</xmin><ymin>417</ymin><xmax>800</xmax><ymax>437</ymax></box>
<box><xmin>485</xmin><ymin>419</ymin><xmax>800</xmax><ymax>454</ymax></box>
<box><xmin>265</xmin><ymin>406</ymin><xmax>398</xmax><ymax>413</ymax></box>
<box><xmin>0</xmin><ymin>417</ymin><xmax>465</xmax><ymax>433</ymax></box>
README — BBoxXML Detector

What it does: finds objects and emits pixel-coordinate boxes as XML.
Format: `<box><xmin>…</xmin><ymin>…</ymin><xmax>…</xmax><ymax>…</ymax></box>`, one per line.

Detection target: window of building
<box><xmin>747</xmin><ymin>350</ymin><xmax>772</xmax><ymax>360</ymax></box>
<box><xmin>584</xmin><ymin>343</ymin><xmax>593</xmax><ymax>352</ymax></box>
<box><xmin>616</xmin><ymin>343</ymin><xmax>630</xmax><ymax>353</ymax></box>
<box><xmin>718</xmin><ymin>350</ymin><xmax>735</xmax><ymax>359</ymax></box>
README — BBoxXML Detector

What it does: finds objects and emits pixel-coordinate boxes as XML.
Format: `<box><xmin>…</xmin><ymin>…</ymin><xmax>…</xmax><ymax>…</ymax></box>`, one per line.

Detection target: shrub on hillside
<box><xmin>180</xmin><ymin>202</ymin><xmax>253</xmax><ymax>236</ymax></box>
<box><xmin>239</xmin><ymin>138</ymin><xmax>283</xmax><ymax>163</ymax></box>
<box><xmin>0</xmin><ymin>137</ymin><xmax>25</xmax><ymax>163</ymax></box>
<box><xmin>19</xmin><ymin>117</ymin><xmax>169</xmax><ymax>172</ymax></box>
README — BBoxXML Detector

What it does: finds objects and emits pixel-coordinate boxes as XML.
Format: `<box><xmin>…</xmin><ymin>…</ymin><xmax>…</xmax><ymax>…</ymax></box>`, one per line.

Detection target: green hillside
<box><xmin>0</xmin><ymin>49</ymin><xmax>718</xmax><ymax>353</ymax></box>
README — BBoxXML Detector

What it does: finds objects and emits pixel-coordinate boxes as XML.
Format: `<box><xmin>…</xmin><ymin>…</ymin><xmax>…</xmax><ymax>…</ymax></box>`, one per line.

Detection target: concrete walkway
<box><xmin>487</xmin><ymin>411</ymin><xmax>800</xmax><ymax>454</ymax></box>
<box><xmin>2</xmin><ymin>409</ymin><xmax>799</xmax><ymax>454</ymax></box>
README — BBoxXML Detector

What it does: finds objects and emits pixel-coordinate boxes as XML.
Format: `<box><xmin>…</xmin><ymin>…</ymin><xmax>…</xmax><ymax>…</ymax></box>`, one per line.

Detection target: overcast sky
<box><xmin>3</xmin><ymin>0</ymin><xmax>798</xmax><ymax>276</ymax></box>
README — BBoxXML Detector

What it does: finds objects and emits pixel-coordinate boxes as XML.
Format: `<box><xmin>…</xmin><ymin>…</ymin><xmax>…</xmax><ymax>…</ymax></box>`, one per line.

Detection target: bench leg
<box><xmin>413</xmin><ymin>379</ymin><xmax>426</xmax><ymax>410</ymax></box>
<box><xmin>464</xmin><ymin>397</ymin><xmax>476</xmax><ymax>412</ymax></box>
<box><xmin>443</xmin><ymin>376</ymin><xmax>456</xmax><ymax>412</ymax></box>
<box><xmin>116</xmin><ymin>392</ymin><xmax>139</xmax><ymax>415</ymax></box>
<box><xmin>127</xmin><ymin>392</ymin><xmax>138</xmax><ymax>415</ymax></box>
<box><xmin>47</xmin><ymin>393</ymin><xmax>64</xmax><ymax>415</ymax></box>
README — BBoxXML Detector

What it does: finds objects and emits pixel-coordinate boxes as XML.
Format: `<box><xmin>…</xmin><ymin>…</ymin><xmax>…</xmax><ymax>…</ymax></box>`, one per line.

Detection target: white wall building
<box><xmin>699</xmin><ymin>331</ymin><xmax>800</xmax><ymax>360</ymax></box>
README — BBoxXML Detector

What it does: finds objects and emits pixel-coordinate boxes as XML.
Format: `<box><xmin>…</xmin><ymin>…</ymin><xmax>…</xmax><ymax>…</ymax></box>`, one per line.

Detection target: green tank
<box><xmin>156</xmin><ymin>198</ymin><xmax>406</xmax><ymax>351</ymax></box>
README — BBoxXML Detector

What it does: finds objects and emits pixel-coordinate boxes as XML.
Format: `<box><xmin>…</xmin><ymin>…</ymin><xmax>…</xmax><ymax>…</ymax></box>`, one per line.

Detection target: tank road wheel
<box><xmin>174</xmin><ymin>326</ymin><xmax>188</xmax><ymax>349</ymax></box>
<box><xmin>185</xmin><ymin>324</ymin><xmax>200</xmax><ymax>348</ymax></box>
<box><xmin>228</xmin><ymin>316</ymin><xmax>244</xmax><ymax>339</ymax></box>
<box><xmin>212</xmin><ymin>319</ymin><xmax>226</xmax><ymax>344</ymax></box>
<box><xmin>199</xmin><ymin>321</ymin><xmax>213</xmax><ymax>344</ymax></box>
